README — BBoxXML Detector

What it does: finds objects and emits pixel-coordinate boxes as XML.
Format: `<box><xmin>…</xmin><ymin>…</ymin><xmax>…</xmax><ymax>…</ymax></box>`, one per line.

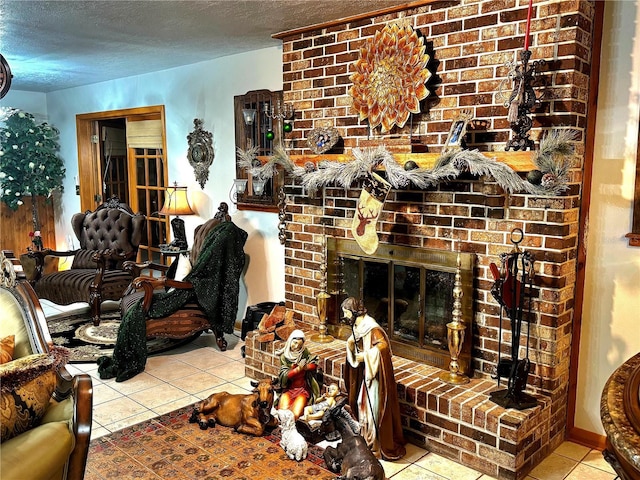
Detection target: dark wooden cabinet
<box><xmin>234</xmin><ymin>89</ymin><xmax>284</xmax><ymax>213</ymax></box>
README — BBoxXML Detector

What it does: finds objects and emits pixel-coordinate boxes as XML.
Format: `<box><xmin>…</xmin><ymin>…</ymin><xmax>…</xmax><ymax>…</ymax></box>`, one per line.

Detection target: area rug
<box><xmin>48</xmin><ymin>310</ymin><xmax>195</xmax><ymax>363</ymax></box>
<box><xmin>85</xmin><ymin>404</ymin><xmax>333</xmax><ymax>480</ymax></box>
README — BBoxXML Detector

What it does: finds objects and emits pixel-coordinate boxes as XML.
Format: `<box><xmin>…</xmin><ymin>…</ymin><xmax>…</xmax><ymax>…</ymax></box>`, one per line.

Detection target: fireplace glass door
<box><xmin>327</xmin><ymin>238</ymin><xmax>474</xmax><ymax>373</ymax></box>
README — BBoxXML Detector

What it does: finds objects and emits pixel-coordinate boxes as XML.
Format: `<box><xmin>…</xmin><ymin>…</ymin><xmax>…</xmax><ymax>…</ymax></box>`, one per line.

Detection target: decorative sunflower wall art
<box><xmin>349</xmin><ymin>23</ymin><xmax>431</xmax><ymax>133</ymax></box>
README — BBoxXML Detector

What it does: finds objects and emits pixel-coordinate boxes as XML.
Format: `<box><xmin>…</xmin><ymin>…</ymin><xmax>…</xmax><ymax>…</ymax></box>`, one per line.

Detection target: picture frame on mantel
<box><xmin>443</xmin><ymin>111</ymin><xmax>473</xmax><ymax>153</ymax></box>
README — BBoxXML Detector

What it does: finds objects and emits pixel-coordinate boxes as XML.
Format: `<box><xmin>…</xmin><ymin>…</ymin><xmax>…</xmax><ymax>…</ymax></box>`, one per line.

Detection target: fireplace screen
<box><xmin>327</xmin><ymin>238</ymin><xmax>474</xmax><ymax>373</ymax></box>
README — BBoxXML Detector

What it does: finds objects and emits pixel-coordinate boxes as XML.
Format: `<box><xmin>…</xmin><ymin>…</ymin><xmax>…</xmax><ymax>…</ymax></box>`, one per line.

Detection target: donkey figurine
<box><xmin>321</xmin><ymin>398</ymin><xmax>386</xmax><ymax>480</ymax></box>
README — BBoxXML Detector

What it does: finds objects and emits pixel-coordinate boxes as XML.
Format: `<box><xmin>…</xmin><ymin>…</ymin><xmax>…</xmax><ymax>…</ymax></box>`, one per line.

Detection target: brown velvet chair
<box><xmin>121</xmin><ymin>202</ymin><xmax>243</xmax><ymax>351</ymax></box>
<box><xmin>0</xmin><ymin>254</ymin><xmax>93</xmax><ymax>480</ymax></box>
<box><xmin>28</xmin><ymin>196</ymin><xmax>146</xmax><ymax>326</ymax></box>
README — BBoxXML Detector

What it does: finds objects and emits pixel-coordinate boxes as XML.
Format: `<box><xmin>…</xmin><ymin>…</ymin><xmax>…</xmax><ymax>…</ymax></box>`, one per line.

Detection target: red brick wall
<box><xmin>277</xmin><ymin>0</ymin><xmax>594</xmax><ymax>452</ymax></box>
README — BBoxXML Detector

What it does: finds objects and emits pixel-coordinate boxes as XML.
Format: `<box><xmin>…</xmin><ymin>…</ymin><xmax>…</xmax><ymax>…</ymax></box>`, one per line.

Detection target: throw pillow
<box><xmin>0</xmin><ymin>346</ymin><xmax>69</xmax><ymax>442</ymax></box>
<box><xmin>0</xmin><ymin>335</ymin><xmax>14</xmax><ymax>364</ymax></box>
<box><xmin>174</xmin><ymin>254</ymin><xmax>192</xmax><ymax>281</ymax></box>
<box><xmin>167</xmin><ymin>255</ymin><xmax>192</xmax><ymax>293</ymax></box>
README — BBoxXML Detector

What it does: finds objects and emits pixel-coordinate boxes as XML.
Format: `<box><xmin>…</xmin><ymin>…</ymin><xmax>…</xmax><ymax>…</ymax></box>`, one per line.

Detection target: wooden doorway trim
<box><xmin>75</xmin><ymin>105</ymin><xmax>167</xmax><ymax>212</ymax></box>
<box><xmin>565</xmin><ymin>2</ymin><xmax>606</xmax><ymax>449</ymax></box>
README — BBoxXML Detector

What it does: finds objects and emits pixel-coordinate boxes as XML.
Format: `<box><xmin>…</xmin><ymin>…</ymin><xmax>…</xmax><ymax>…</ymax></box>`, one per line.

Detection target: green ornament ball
<box><xmin>266</xmin><ymin>130</ymin><xmax>275</xmax><ymax>141</ymax></box>
<box><xmin>526</xmin><ymin>169</ymin><xmax>544</xmax><ymax>185</ymax></box>
<box><xmin>283</xmin><ymin>122</ymin><xmax>293</xmax><ymax>133</ymax></box>
<box><xmin>404</xmin><ymin>160</ymin><xmax>418</xmax><ymax>171</ymax></box>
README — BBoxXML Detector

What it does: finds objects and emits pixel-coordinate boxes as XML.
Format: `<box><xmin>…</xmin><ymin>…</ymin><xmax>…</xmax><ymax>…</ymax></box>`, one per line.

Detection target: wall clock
<box><xmin>0</xmin><ymin>54</ymin><xmax>13</xmax><ymax>99</ymax></box>
<box><xmin>187</xmin><ymin>118</ymin><xmax>214</xmax><ymax>189</ymax></box>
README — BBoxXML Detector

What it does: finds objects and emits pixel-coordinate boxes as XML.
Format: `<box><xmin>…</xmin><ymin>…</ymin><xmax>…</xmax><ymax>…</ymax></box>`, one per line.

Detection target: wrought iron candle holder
<box><xmin>505</xmin><ymin>50</ymin><xmax>545</xmax><ymax>152</ymax></box>
<box><xmin>440</xmin><ymin>252</ymin><xmax>470</xmax><ymax>385</ymax></box>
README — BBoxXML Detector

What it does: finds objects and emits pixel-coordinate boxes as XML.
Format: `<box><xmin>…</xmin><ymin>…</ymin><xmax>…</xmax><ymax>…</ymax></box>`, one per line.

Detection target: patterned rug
<box><xmin>85</xmin><ymin>404</ymin><xmax>334</xmax><ymax>480</ymax></box>
<box><xmin>48</xmin><ymin>310</ymin><xmax>195</xmax><ymax>363</ymax></box>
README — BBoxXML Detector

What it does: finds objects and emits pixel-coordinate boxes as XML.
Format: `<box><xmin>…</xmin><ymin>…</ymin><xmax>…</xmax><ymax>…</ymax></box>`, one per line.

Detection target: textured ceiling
<box><xmin>1</xmin><ymin>0</ymin><xmax>412</xmax><ymax>93</ymax></box>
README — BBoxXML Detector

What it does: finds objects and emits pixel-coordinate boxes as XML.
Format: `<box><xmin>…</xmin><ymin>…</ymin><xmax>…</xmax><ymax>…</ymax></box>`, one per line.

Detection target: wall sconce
<box><xmin>159</xmin><ymin>183</ymin><xmax>195</xmax><ymax>250</ymax></box>
<box><xmin>229</xmin><ymin>178</ymin><xmax>248</xmax><ymax>204</ymax></box>
<box><xmin>242</xmin><ymin>108</ymin><xmax>256</xmax><ymax>126</ymax></box>
<box><xmin>252</xmin><ymin>178</ymin><xmax>267</xmax><ymax>196</ymax></box>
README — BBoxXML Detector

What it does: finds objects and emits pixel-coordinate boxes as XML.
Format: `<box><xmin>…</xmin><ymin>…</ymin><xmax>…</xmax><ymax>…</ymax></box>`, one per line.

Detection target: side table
<box><xmin>160</xmin><ymin>248</ymin><xmax>190</xmax><ymax>266</ymax></box>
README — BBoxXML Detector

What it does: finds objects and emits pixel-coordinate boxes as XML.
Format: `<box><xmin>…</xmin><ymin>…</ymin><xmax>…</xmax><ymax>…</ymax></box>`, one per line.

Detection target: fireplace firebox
<box><xmin>326</xmin><ymin>238</ymin><xmax>474</xmax><ymax>375</ymax></box>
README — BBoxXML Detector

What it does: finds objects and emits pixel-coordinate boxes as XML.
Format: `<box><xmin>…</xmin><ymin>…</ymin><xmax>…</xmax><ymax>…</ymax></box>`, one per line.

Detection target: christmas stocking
<box><xmin>351</xmin><ymin>172</ymin><xmax>391</xmax><ymax>255</ymax></box>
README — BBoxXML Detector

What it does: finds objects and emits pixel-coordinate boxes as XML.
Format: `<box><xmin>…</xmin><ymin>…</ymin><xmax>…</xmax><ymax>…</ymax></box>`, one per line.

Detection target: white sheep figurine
<box><xmin>275</xmin><ymin>408</ymin><xmax>308</xmax><ymax>461</ymax></box>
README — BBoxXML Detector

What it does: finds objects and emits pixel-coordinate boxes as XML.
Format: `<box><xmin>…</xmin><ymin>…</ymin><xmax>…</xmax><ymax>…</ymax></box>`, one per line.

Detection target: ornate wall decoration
<box><xmin>349</xmin><ymin>23</ymin><xmax>431</xmax><ymax>133</ymax></box>
<box><xmin>187</xmin><ymin>118</ymin><xmax>214</xmax><ymax>189</ymax></box>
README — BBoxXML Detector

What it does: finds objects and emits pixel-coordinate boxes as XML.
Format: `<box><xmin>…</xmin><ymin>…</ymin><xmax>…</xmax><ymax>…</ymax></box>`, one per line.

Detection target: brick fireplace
<box><xmin>244</xmin><ymin>1</ymin><xmax>595</xmax><ymax>478</ymax></box>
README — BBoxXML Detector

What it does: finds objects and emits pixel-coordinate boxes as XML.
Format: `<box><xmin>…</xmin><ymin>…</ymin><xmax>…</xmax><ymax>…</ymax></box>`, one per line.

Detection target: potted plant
<box><xmin>0</xmin><ymin>110</ymin><xmax>65</xmax><ymax>247</ymax></box>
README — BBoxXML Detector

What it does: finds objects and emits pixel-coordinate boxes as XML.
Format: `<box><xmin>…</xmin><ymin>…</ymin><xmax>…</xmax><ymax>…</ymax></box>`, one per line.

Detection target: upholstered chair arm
<box><xmin>67</xmin><ymin>373</ymin><xmax>93</xmax><ymax>480</ymax></box>
<box><xmin>26</xmin><ymin>249</ymin><xmax>77</xmax><ymax>282</ymax></box>
<box><xmin>132</xmin><ymin>275</ymin><xmax>194</xmax><ymax>313</ymax></box>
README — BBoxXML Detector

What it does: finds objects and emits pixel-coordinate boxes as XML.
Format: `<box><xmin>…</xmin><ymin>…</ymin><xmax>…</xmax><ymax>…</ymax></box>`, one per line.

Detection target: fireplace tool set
<box><xmin>489</xmin><ymin>228</ymin><xmax>538</xmax><ymax>410</ymax></box>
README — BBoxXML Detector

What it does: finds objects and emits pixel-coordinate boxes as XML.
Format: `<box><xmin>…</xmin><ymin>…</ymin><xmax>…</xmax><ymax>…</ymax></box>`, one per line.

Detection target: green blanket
<box><xmin>98</xmin><ymin>221</ymin><xmax>248</xmax><ymax>382</ymax></box>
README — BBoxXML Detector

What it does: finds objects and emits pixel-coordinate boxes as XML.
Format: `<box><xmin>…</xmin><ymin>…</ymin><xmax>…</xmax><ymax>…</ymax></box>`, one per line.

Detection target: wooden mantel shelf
<box><xmin>257</xmin><ymin>151</ymin><xmax>536</xmax><ymax>172</ymax></box>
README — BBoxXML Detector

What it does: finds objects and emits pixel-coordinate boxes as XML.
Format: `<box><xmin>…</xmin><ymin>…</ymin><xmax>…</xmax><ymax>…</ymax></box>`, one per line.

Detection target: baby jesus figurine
<box><xmin>302</xmin><ymin>383</ymin><xmax>340</xmax><ymax>423</ymax></box>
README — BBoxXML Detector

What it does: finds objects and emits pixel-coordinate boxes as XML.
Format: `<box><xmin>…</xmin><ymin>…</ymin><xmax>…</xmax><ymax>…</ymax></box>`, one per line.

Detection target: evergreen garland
<box><xmin>235</xmin><ymin>129</ymin><xmax>577</xmax><ymax>196</ymax></box>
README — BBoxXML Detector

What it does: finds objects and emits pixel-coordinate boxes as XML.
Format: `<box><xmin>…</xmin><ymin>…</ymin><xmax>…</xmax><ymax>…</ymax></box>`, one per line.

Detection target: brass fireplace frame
<box><xmin>326</xmin><ymin>238</ymin><xmax>475</xmax><ymax>375</ymax></box>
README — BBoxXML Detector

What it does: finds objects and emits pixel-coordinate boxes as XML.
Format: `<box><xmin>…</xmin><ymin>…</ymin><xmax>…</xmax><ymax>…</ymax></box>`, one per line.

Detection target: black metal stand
<box><xmin>505</xmin><ymin>50</ymin><xmax>545</xmax><ymax>152</ymax></box>
<box><xmin>489</xmin><ymin>229</ymin><xmax>538</xmax><ymax>410</ymax></box>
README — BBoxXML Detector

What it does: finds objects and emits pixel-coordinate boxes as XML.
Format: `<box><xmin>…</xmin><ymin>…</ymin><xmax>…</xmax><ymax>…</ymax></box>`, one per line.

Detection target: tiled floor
<box><xmin>43</xmin><ymin>300</ymin><xmax>618</xmax><ymax>480</ymax></box>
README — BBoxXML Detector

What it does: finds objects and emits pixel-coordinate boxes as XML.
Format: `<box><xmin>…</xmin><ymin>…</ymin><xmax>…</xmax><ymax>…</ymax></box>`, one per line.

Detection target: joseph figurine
<box><xmin>341</xmin><ymin>296</ymin><xmax>406</xmax><ymax>461</ymax></box>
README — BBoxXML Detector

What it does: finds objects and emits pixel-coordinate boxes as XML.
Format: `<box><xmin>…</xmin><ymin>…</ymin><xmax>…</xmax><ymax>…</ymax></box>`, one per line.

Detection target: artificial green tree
<box><xmin>0</xmin><ymin>111</ymin><xmax>65</xmax><ymax>235</ymax></box>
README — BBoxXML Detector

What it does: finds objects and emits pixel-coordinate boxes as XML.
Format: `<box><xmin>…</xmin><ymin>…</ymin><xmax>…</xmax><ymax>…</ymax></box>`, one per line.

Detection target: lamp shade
<box><xmin>159</xmin><ymin>185</ymin><xmax>194</xmax><ymax>216</ymax></box>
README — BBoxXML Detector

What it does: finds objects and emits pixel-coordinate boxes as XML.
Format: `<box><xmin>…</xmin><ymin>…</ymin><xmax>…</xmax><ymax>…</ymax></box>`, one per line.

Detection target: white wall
<box><xmin>576</xmin><ymin>1</ymin><xmax>640</xmax><ymax>435</ymax></box>
<box><xmin>0</xmin><ymin>90</ymin><xmax>47</xmax><ymax>121</ymax></box>
<box><xmin>31</xmin><ymin>46</ymin><xmax>286</xmax><ymax>320</ymax></box>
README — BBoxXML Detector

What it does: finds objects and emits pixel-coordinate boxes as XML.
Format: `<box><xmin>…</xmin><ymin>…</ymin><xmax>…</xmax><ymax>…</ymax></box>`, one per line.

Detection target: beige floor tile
<box><xmin>206</xmin><ymin>359</ymin><xmax>247</xmax><ymax>381</ymax></box>
<box><xmin>127</xmin><ymin>383</ymin><xmax>189</xmax><ymax>409</ymax></box>
<box><xmin>581</xmin><ymin>450</ymin><xmax>616</xmax><ymax>474</ymax></box>
<box><xmin>381</xmin><ymin>457</ymin><xmax>411</xmax><ymax>477</ymax></box>
<box><xmin>145</xmin><ymin>359</ymin><xmax>201</xmax><ymax>380</ymax></box>
<box><xmin>403</xmin><ymin>442</ymin><xmax>429</xmax><ymax>463</ymax></box>
<box><xmin>214</xmin><ymin>382</ymin><xmax>252</xmax><ymax>395</ymax></box>
<box><xmin>565</xmin><ymin>463</ymin><xmax>616</xmax><ymax>479</ymax></box>
<box><xmin>415</xmin><ymin>453</ymin><xmax>482</xmax><ymax>480</ymax></box>
<box><xmin>528</xmin><ymin>453</ymin><xmax>578</xmax><ymax>480</ymax></box>
<box><xmin>90</xmin><ymin>426</ymin><xmax>110</xmax><ymax>441</ymax></box>
<box><xmin>107</xmin><ymin>371</ymin><xmax>165</xmax><ymax>395</ymax></box>
<box><xmin>380</xmin><ymin>443</ymin><xmax>429</xmax><ymax>477</ymax></box>
<box><xmin>152</xmin><ymin>395</ymin><xmax>200</xmax><ymax>416</ymax></box>
<box><xmin>389</xmin><ymin>463</ymin><xmax>447</xmax><ymax>479</ymax></box>
<box><xmin>168</xmin><ymin>370</ymin><xmax>226</xmax><ymax>394</ymax></box>
<box><xmin>553</xmin><ymin>441</ymin><xmax>591</xmax><ymax>461</ymax></box>
<box><xmin>92</xmin><ymin>382</ymin><xmax>123</xmax><ymax>405</ymax></box>
<box><xmin>175</xmin><ymin>348</ymin><xmax>230</xmax><ymax>369</ymax></box>
<box><xmin>231</xmin><ymin>376</ymin><xmax>258</xmax><ymax>390</ymax></box>
<box><xmin>102</xmin><ymin>409</ymin><xmax>159</xmax><ymax>432</ymax></box>
<box><xmin>92</xmin><ymin>396</ymin><xmax>149</xmax><ymax>426</ymax></box>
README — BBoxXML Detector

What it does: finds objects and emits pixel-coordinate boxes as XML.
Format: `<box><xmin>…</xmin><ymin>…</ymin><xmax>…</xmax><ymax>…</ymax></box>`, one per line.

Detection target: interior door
<box><xmin>76</xmin><ymin>106</ymin><xmax>168</xmax><ymax>262</ymax></box>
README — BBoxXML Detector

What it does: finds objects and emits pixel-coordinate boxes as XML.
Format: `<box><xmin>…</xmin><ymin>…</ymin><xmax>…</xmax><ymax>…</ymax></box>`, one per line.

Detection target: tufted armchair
<box><xmin>28</xmin><ymin>196</ymin><xmax>146</xmax><ymax>326</ymax></box>
<box><xmin>0</xmin><ymin>253</ymin><xmax>92</xmax><ymax>480</ymax></box>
